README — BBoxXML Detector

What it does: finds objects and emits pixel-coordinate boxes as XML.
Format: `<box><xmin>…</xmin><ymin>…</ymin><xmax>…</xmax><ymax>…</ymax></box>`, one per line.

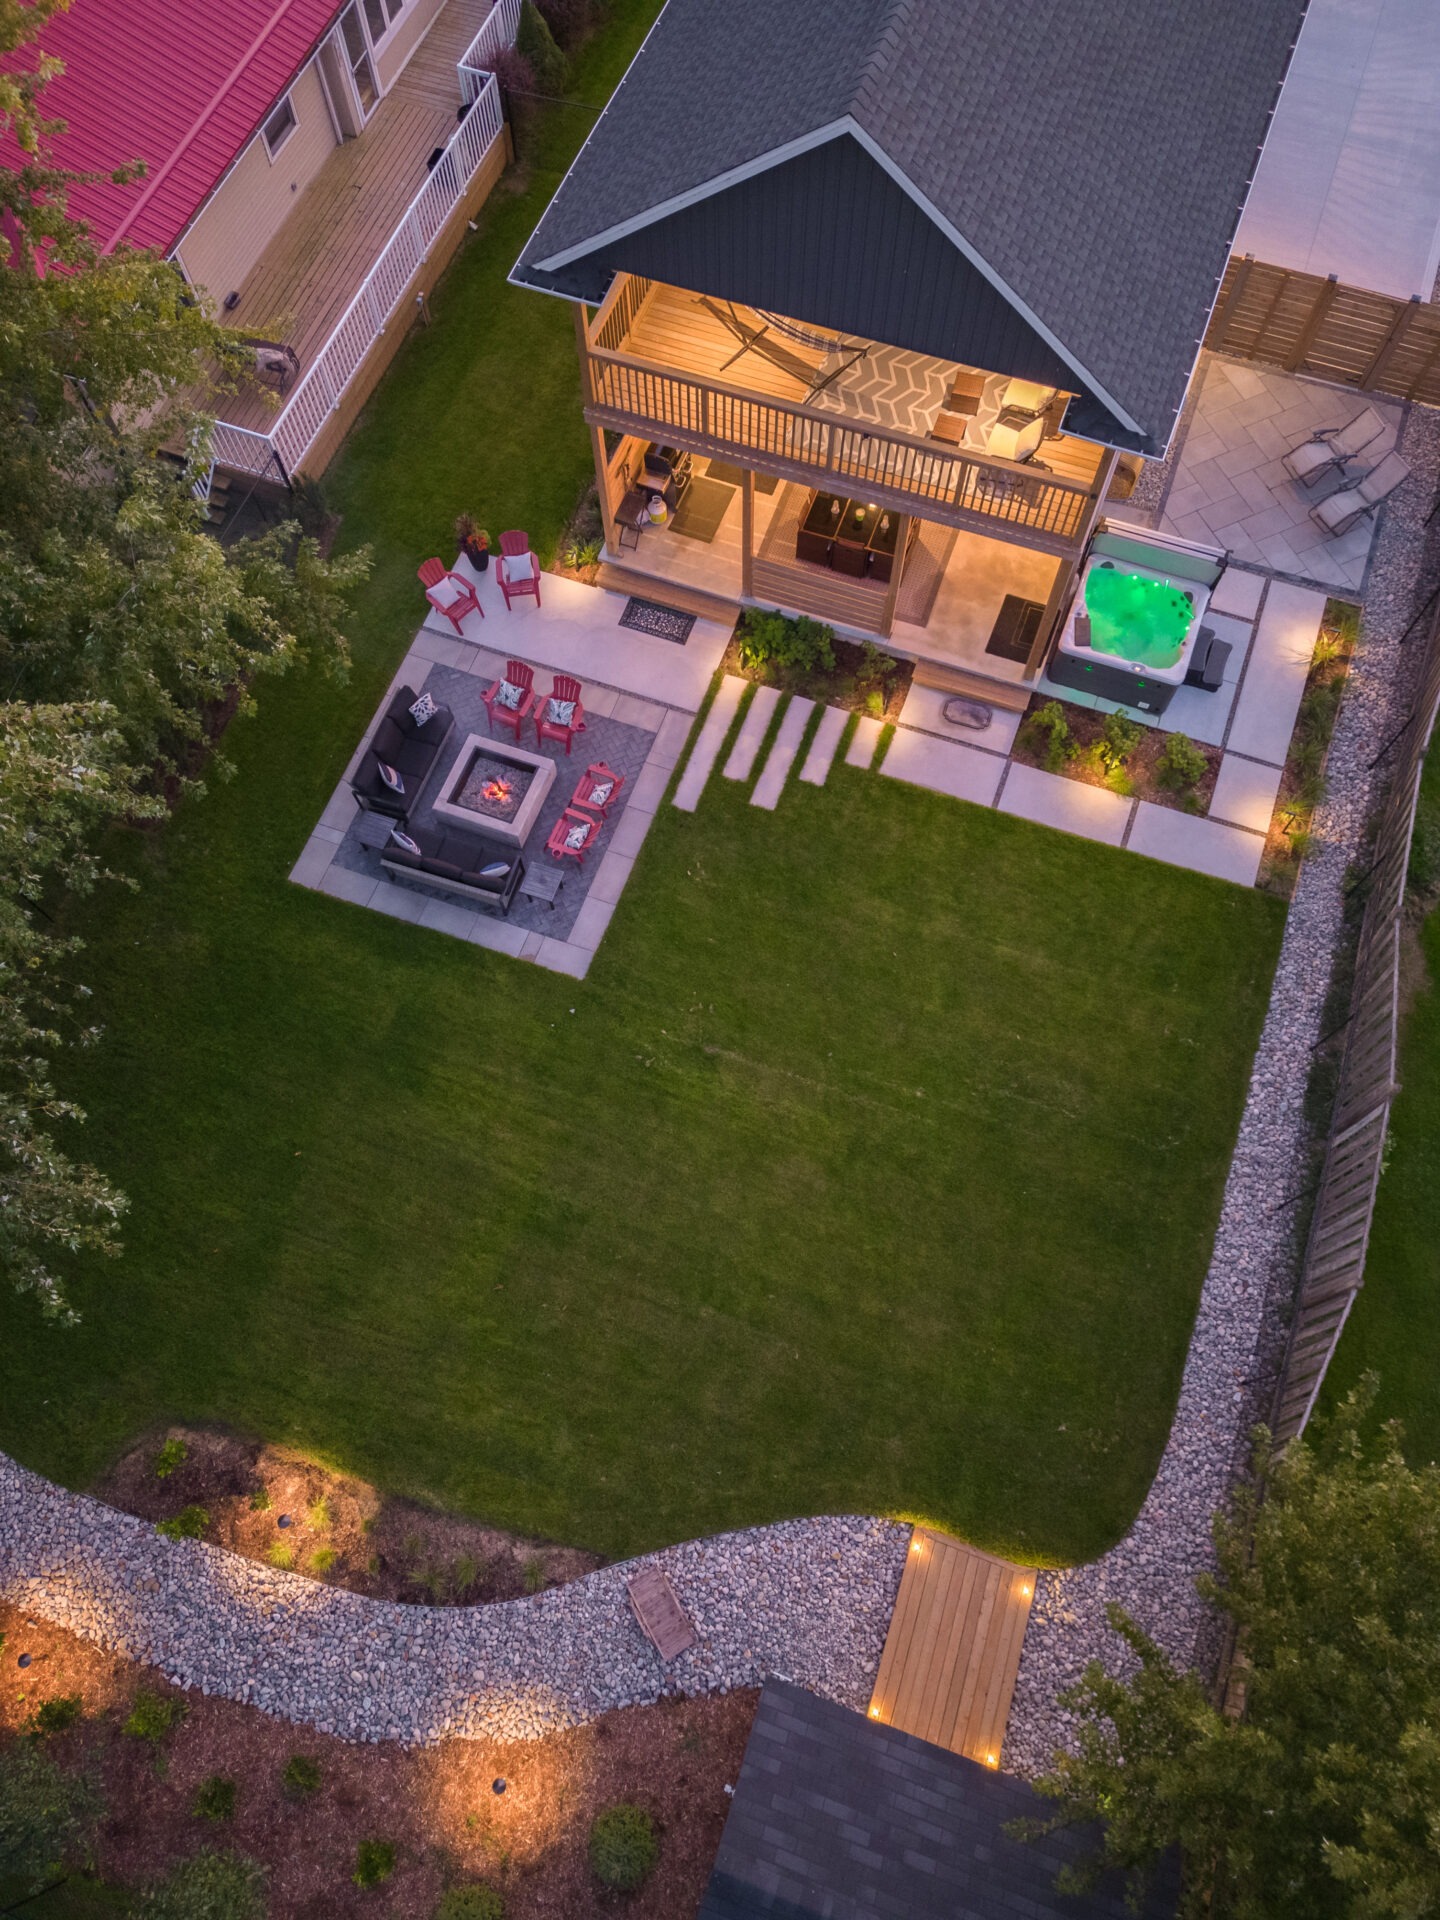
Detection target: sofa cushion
<box><xmin>477</xmin><ymin>860</ymin><xmax>511</xmax><ymax>883</ymax></box>
<box><xmin>372</xmin><ymin>716</ymin><xmax>407</xmax><ymax>761</ymax></box>
<box><xmin>377</xmin><ymin>761</ymin><xmax>405</xmax><ymax>795</ymax></box>
<box><xmin>394</xmin><ymin>738</ymin><xmax>434</xmax><ymax>778</ymax></box>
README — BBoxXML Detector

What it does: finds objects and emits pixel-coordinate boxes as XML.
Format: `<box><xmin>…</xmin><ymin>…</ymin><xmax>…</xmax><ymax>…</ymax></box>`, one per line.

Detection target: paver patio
<box><xmin>1157</xmin><ymin>357</ymin><xmax>1405</xmax><ymax>592</ymax></box>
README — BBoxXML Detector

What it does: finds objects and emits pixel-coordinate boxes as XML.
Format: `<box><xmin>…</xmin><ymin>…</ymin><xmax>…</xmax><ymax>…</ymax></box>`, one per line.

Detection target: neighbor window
<box><xmin>261</xmin><ymin>93</ymin><xmax>297</xmax><ymax>158</ymax></box>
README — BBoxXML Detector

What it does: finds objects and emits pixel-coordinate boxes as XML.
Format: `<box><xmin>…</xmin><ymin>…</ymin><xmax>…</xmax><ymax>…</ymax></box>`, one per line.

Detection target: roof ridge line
<box><xmin>849</xmin><ymin>0</ymin><xmax>918</xmax><ymax>121</ymax></box>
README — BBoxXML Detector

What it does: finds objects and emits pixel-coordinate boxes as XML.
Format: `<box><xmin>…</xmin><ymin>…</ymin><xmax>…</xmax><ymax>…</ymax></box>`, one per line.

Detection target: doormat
<box><xmin>986</xmin><ymin>595</ymin><xmax>1043</xmax><ymax>663</ymax></box>
<box><xmin>706</xmin><ymin>460</ymin><xmax>779</xmax><ymax>494</ymax></box>
<box><xmin>619</xmin><ymin>597</ymin><xmax>697</xmax><ymax>644</ymax></box>
<box><xmin>672</xmin><ymin>475</ymin><xmax>736</xmax><ymax>542</ymax></box>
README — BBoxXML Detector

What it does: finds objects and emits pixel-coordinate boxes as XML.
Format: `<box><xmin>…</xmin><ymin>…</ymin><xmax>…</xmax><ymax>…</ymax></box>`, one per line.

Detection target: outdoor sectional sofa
<box><xmin>380</xmin><ymin>826</ymin><xmax>525</xmax><ymax>915</ymax></box>
<box><xmin>351</xmin><ymin>685</ymin><xmax>455</xmax><ymax>818</ymax></box>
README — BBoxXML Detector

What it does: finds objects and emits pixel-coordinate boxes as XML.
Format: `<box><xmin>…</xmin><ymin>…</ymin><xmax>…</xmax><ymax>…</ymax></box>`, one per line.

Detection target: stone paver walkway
<box><xmin>799</xmin><ymin>705</ymin><xmax>849</xmax><ymax>786</ymax></box>
<box><xmin>724</xmin><ymin>685</ymin><xmax>781</xmax><ymax>782</ymax></box>
<box><xmin>674</xmin><ymin>675</ymin><xmax>745</xmax><ymax>812</ymax></box>
<box><xmin>846</xmin><ymin>716</ymin><xmax>884</xmax><ymax>768</ymax></box>
<box><xmin>752</xmin><ymin>696</ymin><xmax>815</xmax><ymax>809</ymax></box>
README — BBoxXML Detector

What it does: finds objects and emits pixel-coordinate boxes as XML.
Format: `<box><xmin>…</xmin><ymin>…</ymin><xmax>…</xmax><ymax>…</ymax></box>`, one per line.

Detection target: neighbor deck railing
<box><xmin>582</xmin><ymin>343</ymin><xmax>1096</xmax><ymax>550</ymax></box>
<box><xmin>208</xmin><ymin>0</ymin><xmax>519</xmax><ymax>483</ymax></box>
<box><xmin>1271</xmin><ymin>598</ymin><xmax>1440</xmax><ymax>1442</ymax></box>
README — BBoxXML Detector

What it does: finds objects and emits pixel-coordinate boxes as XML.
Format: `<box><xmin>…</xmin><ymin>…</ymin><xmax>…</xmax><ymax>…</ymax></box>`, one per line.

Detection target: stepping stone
<box><xmin>846</xmin><ymin>715</ymin><xmax>884</xmax><ymax>769</ymax></box>
<box><xmin>1209</xmin><ymin>753</ymin><xmax>1283</xmax><ymax>834</ymax></box>
<box><xmin>799</xmin><ymin>705</ymin><xmax>849</xmax><ymax>786</ymax></box>
<box><xmin>724</xmin><ymin>684</ymin><xmax>781</xmax><ymax>781</ymax></box>
<box><xmin>751</xmin><ymin>697</ymin><xmax>815</xmax><ymax>809</ymax></box>
<box><xmin>672</xmin><ymin>675</ymin><xmax>745</xmax><ymax>812</ymax></box>
<box><xmin>881</xmin><ymin>727</ymin><xmax>1005</xmax><ymax>807</ymax></box>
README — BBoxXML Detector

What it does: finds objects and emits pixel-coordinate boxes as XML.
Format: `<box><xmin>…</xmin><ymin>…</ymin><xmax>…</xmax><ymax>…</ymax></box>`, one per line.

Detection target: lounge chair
<box><xmin>1309</xmin><ymin>450</ymin><xmax>1412</xmax><ymax>538</ymax></box>
<box><xmin>497</xmin><ymin>530</ymin><xmax>542</xmax><ymax>610</ymax></box>
<box><xmin>418</xmin><ymin>558</ymin><xmax>482</xmax><ymax>635</ymax></box>
<box><xmin>1283</xmin><ymin>407</ymin><xmax>1387</xmax><ymax>487</ymax></box>
<box><xmin>481</xmin><ymin>658</ymin><xmax>536</xmax><ymax>740</ymax></box>
<box><xmin>534</xmin><ymin>673</ymin><xmax>586</xmax><ymax>755</ymax></box>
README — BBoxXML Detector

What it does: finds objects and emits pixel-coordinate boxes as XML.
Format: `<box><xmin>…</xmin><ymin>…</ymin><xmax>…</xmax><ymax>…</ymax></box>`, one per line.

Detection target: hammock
<box><xmin>701</xmin><ymin>297</ymin><xmax>870</xmax><ymax>398</ymax></box>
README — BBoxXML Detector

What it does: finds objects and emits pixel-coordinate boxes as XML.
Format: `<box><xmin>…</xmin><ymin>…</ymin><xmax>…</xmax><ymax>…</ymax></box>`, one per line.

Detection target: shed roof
<box><xmin>2</xmin><ymin>0</ymin><xmax>344</xmax><ymax>256</ymax></box>
<box><xmin>514</xmin><ymin>0</ymin><xmax>1308</xmax><ymax>454</ymax></box>
<box><xmin>700</xmin><ymin>1680</ymin><xmax>1179</xmax><ymax>1920</ymax></box>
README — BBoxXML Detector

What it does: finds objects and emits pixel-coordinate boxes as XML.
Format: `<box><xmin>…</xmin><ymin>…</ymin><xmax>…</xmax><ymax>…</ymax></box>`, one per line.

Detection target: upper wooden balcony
<box><xmin>578</xmin><ymin>277</ymin><xmax>1115</xmax><ymax>558</ymax></box>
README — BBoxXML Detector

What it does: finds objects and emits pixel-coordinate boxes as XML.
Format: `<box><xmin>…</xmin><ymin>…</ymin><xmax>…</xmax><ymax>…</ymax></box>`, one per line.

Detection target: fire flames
<box><xmin>482</xmin><ymin>777</ymin><xmax>512</xmax><ymax>805</ymax></box>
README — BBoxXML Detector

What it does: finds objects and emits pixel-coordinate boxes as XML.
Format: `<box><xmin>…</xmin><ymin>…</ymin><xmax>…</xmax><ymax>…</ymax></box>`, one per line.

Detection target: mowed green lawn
<box><xmin>0</xmin><ymin>0</ymin><xmax>1285</xmax><ymax>1566</ymax></box>
<box><xmin>1324</xmin><ymin>751</ymin><xmax>1440</xmax><ymax>1457</ymax></box>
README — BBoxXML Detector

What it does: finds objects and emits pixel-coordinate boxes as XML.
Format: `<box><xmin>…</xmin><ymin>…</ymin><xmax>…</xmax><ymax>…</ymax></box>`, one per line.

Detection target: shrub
<box><xmin>26</xmin><ymin>1694</ymin><xmax>83</xmax><ymax>1736</ymax></box>
<box><xmin>354</xmin><ymin>1839</ymin><xmax>396</xmax><ymax>1888</ymax></box>
<box><xmin>137</xmin><ymin>1847</ymin><xmax>266</xmax><ymax>1920</ymax></box>
<box><xmin>124</xmin><ymin>1689</ymin><xmax>187</xmax><ymax>1743</ymax></box>
<box><xmin>158</xmin><ymin>1505</ymin><xmax>210</xmax><ymax>1540</ymax></box>
<box><xmin>535</xmin><ymin>0</ymin><xmax>589</xmax><ymax>46</ymax></box>
<box><xmin>267</xmin><ymin>1543</ymin><xmax>296</xmax><ymax>1570</ymax></box>
<box><xmin>248</xmin><ymin>1486</ymin><xmax>272</xmax><ymax>1512</ymax></box>
<box><xmin>154</xmin><ymin>1437</ymin><xmax>188</xmax><ymax>1480</ymax></box>
<box><xmin>1019</xmin><ymin>700</ymin><xmax>1071</xmax><ymax>774</ymax></box>
<box><xmin>436</xmin><ymin>1886</ymin><xmax>506</xmax><ymax>1920</ymax></box>
<box><xmin>306</xmin><ymin>1495</ymin><xmax>332</xmax><ymax>1532</ymax></box>
<box><xmin>564</xmin><ymin>536</ymin><xmax>603</xmax><ymax>570</ymax></box>
<box><xmin>309</xmin><ymin>1546</ymin><xmax>337</xmax><ymax>1574</ymax></box>
<box><xmin>515</xmin><ymin>0</ymin><xmax>566</xmax><ymax>93</ymax></box>
<box><xmin>736</xmin><ymin>609</ymin><xmax>835</xmax><ymax>675</ymax></box>
<box><xmin>854</xmin><ymin>639</ymin><xmax>898</xmax><ymax>698</ymax></box>
<box><xmin>589</xmin><ymin>1803</ymin><xmax>658</xmax><ymax>1891</ymax></box>
<box><xmin>0</xmin><ymin>1742</ymin><xmax>102</xmax><ymax>1891</ymax></box>
<box><xmin>489</xmin><ymin>45</ymin><xmax>536</xmax><ymax>102</ymax></box>
<box><xmin>193</xmin><ymin>1776</ymin><xmax>236</xmax><ymax>1822</ymax></box>
<box><xmin>282</xmin><ymin>1753</ymin><xmax>322</xmax><ymax>1800</ymax></box>
<box><xmin>1157</xmin><ymin>731</ymin><xmax>1207</xmax><ymax>793</ymax></box>
<box><xmin>1100</xmin><ymin>710</ymin><xmax>1143</xmax><ymax>769</ymax></box>
<box><xmin>864</xmin><ymin>689</ymin><xmax>885</xmax><ymax>718</ymax></box>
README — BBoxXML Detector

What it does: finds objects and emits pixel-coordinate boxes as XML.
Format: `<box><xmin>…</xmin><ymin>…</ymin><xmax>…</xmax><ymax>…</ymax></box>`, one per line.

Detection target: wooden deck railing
<box><xmin>583</xmin><ymin>345</ymin><xmax>1095</xmax><ymax>551</ymax></box>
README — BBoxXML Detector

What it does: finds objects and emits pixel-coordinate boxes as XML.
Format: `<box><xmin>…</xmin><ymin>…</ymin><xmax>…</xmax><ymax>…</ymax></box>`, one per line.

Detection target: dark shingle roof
<box><xmin>514</xmin><ymin>0</ymin><xmax>1306</xmax><ymax>451</ymax></box>
<box><xmin>699</xmin><ymin>1680</ymin><xmax>1179</xmax><ymax>1920</ymax></box>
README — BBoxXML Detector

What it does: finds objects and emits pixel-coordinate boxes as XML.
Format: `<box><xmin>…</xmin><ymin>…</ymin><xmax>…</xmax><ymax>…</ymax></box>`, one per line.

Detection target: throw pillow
<box><xmin>408</xmin><ymin>689</ymin><xmax>439</xmax><ymax>728</ymax></box>
<box><xmin>377</xmin><ymin>761</ymin><xmax>405</xmax><ymax>795</ymax></box>
<box><xmin>479</xmin><ymin>861</ymin><xmax>510</xmax><ymax>881</ymax></box>
<box><xmin>428</xmin><ymin>574</ymin><xmax>466</xmax><ymax>610</ymax></box>
<box><xmin>495</xmin><ymin>679</ymin><xmax>524</xmax><ymax>711</ymax></box>
<box><xmin>564</xmin><ymin>820</ymin><xmax>590</xmax><ymax>851</ymax></box>
<box><xmin>389</xmin><ymin>829</ymin><xmax>422</xmax><ymax>855</ymax></box>
<box><xmin>587</xmin><ymin>778</ymin><xmax>614</xmax><ymax>807</ymax></box>
<box><xmin>547</xmin><ymin>697</ymin><xmax>577</xmax><ymax>728</ymax></box>
<box><xmin>503</xmin><ymin>552</ymin><xmax>535</xmax><ymax>583</ymax></box>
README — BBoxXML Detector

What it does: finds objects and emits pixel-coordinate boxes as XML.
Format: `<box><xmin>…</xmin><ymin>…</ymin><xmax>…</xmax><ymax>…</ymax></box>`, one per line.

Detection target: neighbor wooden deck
<box><xmin>868</xmin><ymin>1528</ymin><xmax>1036</xmax><ymax>1766</ymax></box>
<box><xmin>217</xmin><ymin>0</ymin><xmax>491</xmax><ymax>433</ymax></box>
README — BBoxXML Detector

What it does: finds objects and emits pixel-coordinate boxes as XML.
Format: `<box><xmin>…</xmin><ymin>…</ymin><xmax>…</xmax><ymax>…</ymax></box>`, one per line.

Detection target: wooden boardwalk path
<box><xmin>868</xmin><ymin>1527</ymin><xmax>1036</xmax><ymax>1767</ymax></box>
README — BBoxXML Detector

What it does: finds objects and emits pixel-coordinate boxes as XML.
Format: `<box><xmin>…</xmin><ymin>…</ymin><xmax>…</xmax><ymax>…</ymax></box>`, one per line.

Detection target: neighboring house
<box><xmin>511</xmin><ymin>0</ymin><xmax>1307</xmax><ymax>698</ymax></box>
<box><xmin>11</xmin><ymin>0</ymin><xmax>520</xmax><ymax>485</ymax></box>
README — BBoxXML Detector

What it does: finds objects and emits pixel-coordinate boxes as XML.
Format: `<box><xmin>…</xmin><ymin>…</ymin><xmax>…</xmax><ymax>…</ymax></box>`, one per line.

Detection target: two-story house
<box><xmin>511</xmin><ymin>0</ymin><xmax>1307</xmax><ymax>703</ymax></box>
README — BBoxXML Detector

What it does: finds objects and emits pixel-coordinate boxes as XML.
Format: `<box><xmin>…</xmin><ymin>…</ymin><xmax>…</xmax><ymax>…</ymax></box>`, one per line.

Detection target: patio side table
<box><xmin>517</xmin><ymin>863</ymin><xmax>564</xmax><ymax>909</ymax></box>
<box><xmin>355</xmin><ymin>809</ymin><xmax>396</xmax><ymax>850</ymax></box>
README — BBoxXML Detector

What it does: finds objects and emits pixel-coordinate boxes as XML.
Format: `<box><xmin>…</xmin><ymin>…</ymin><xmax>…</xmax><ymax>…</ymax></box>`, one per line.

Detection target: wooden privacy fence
<box><xmin>1272</xmin><ymin>605</ymin><xmax>1440</xmax><ymax>1442</ymax></box>
<box><xmin>1208</xmin><ymin>256</ymin><xmax>1440</xmax><ymax>408</ymax></box>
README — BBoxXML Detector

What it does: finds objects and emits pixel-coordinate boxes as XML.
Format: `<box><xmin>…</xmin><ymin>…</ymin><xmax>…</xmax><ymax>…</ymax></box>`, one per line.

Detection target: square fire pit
<box><xmin>431</xmin><ymin>733</ymin><xmax>556</xmax><ymax>846</ymax></box>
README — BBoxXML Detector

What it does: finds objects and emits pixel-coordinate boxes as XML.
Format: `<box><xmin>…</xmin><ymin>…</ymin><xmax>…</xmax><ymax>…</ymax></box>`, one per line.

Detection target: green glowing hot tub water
<box><xmin>1084</xmin><ymin>566</ymin><xmax>1194</xmax><ymax>670</ymax></box>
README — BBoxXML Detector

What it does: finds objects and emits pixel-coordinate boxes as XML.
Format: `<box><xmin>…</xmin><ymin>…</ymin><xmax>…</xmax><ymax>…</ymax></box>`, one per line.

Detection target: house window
<box><xmin>362</xmin><ymin>0</ymin><xmax>408</xmax><ymax>45</ymax></box>
<box><xmin>261</xmin><ymin>93</ymin><xmax>297</xmax><ymax>158</ymax></box>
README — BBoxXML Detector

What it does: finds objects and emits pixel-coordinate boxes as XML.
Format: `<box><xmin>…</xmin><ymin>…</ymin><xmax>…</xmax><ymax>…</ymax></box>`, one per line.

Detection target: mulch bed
<box><xmin>1259</xmin><ymin>601</ymin><xmax>1358</xmax><ymax>899</ymax></box>
<box><xmin>1011</xmin><ymin>694</ymin><xmax>1223</xmax><ymax>814</ymax></box>
<box><xmin>96</xmin><ymin>1427</ymin><xmax>600</xmax><ymax>1606</ymax></box>
<box><xmin>1</xmin><ymin>1600</ymin><xmax>755</xmax><ymax>1919</ymax></box>
<box><xmin>719</xmin><ymin>632</ymin><xmax>912</xmax><ymax>721</ymax></box>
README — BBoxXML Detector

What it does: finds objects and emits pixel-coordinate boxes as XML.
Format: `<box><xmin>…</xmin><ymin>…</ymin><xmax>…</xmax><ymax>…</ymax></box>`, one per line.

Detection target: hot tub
<box><xmin>1047</xmin><ymin>529</ymin><xmax>1223</xmax><ymax>715</ymax></box>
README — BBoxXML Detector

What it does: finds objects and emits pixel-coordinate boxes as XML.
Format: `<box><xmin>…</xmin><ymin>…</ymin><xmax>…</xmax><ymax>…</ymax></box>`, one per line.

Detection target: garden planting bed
<box><xmin>96</xmin><ymin>1428</ymin><xmax>599</xmax><ymax>1607</ymax></box>
<box><xmin>1011</xmin><ymin>695</ymin><xmax>1223</xmax><ymax>814</ymax></box>
<box><xmin>0</xmin><ymin>1598</ymin><xmax>753</xmax><ymax>1919</ymax></box>
<box><xmin>721</xmin><ymin>616</ymin><xmax>913</xmax><ymax>721</ymax></box>
<box><xmin>1259</xmin><ymin>598</ymin><xmax>1359</xmax><ymax>898</ymax></box>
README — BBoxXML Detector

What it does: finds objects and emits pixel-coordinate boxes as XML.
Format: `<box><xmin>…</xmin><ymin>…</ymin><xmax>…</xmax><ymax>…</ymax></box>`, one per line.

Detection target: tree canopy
<box><xmin>1028</xmin><ymin>1380</ymin><xmax>1440</xmax><ymax>1919</ymax></box>
<box><xmin>0</xmin><ymin>2</ymin><xmax>370</xmax><ymax>1316</ymax></box>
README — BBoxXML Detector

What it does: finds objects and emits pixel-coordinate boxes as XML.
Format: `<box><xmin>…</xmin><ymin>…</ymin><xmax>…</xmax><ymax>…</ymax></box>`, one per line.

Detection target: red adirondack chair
<box><xmin>482</xmin><ymin>658</ymin><xmax>536</xmax><ymax>739</ymax></box>
<box><xmin>534</xmin><ymin>674</ymin><xmax>586</xmax><ymax>755</ymax></box>
<box><xmin>571</xmin><ymin>761</ymin><xmax>625</xmax><ymax>821</ymax></box>
<box><xmin>497</xmin><ymin>530</ymin><xmax>542</xmax><ymax>610</ymax></box>
<box><xmin>546</xmin><ymin>806</ymin><xmax>600</xmax><ymax>866</ymax></box>
<box><xmin>418</xmin><ymin>557</ymin><xmax>482</xmax><ymax>634</ymax></box>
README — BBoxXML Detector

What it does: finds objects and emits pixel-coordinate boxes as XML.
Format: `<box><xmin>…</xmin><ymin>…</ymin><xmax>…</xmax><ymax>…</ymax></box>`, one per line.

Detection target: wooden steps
<box><xmin>868</xmin><ymin>1528</ymin><xmax>1036</xmax><ymax>1767</ymax></box>
<box><xmin>597</xmin><ymin>562</ymin><xmax>740</xmax><ymax>628</ymax></box>
<box><xmin>912</xmin><ymin>659</ymin><xmax>1033</xmax><ymax>713</ymax></box>
<box><xmin>750</xmin><ymin>556</ymin><xmax>891</xmax><ymax>633</ymax></box>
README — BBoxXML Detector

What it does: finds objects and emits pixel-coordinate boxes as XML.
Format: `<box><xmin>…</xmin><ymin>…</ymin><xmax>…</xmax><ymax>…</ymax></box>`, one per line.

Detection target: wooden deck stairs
<box><xmin>868</xmin><ymin>1528</ymin><xmax>1036</xmax><ymax>1767</ymax></box>
<box><xmin>911</xmin><ymin>659</ymin><xmax>1033</xmax><ymax>714</ymax></box>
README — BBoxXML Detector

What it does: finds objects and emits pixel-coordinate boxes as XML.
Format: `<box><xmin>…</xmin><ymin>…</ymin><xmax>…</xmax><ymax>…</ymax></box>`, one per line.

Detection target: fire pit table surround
<box><xmin>431</xmin><ymin>734</ymin><xmax>557</xmax><ymax>847</ymax></box>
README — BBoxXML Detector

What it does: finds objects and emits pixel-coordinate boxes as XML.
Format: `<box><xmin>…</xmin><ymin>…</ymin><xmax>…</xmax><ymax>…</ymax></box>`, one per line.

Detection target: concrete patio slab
<box><xmin>466</xmin><ymin>916</ymin><xmax>529</xmax><ymax>958</ymax></box>
<box><xmin>1128</xmin><ymin>804</ymin><xmax>1264</xmax><ymax>888</ymax></box>
<box><xmin>568</xmin><ymin>893</ymin><xmax>617</xmax><ymax>951</ymax></box>
<box><xmin>846</xmin><ymin>716</ymin><xmax>884</xmax><ymax>768</ymax></box>
<box><xmin>799</xmin><ymin>705</ymin><xmax>849</xmax><ymax>785</ymax></box>
<box><xmin>752</xmin><ymin>696</ymin><xmax>815</xmax><ymax>809</ymax></box>
<box><xmin>368</xmin><ymin>880</ymin><xmax>429</xmax><ymax>925</ymax></box>
<box><xmin>289</xmin><ymin>839</ymin><xmax>337</xmax><ymax>889</ymax></box>
<box><xmin>319</xmin><ymin>865</ymin><xmax>380</xmax><ymax>909</ymax></box>
<box><xmin>896</xmin><ymin>681</ymin><xmax>1022</xmax><ymax>755</ymax></box>
<box><xmin>417</xmin><ymin>895</ymin><xmax>478</xmax><ymax>941</ymax></box>
<box><xmin>589</xmin><ymin>850</ymin><xmax>635</xmax><ymax>906</ymax></box>
<box><xmin>649</xmin><ymin>708</ymin><xmax>697</xmax><ymax>771</ymax></box>
<box><xmin>997</xmin><ymin>763</ymin><xmax>1132</xmax><ymax>847</ymax></box>
<box><xmin>673</xmin><ymin>676</ymin><xmax>745</xmax><ymax>812</ymax></box>
<box><xmin>1211</xmin><ymin>754</ymin><xmax>1285</xmax><ymax>834</ymax></box>
<box><xmin>881</xmin><ymin>727</ymin><xmax>1006</xmax><ymax>808</ymax></box>
<box><xmin>1226</xmin><ymin>580</ymin><xmax>1326</xmax><ymax>765</ymax></box>
<box><xmin>536</xmin><ymin>936</ymin><xmax>590</xmax><ymax>978</ymax></box>
<box><xmin>724</xmin><ymin>684</ymin><xmax>782</xmax><ymax>781</ymax></box>
<box><xmin>624</xmin><ymin>759</ymin><xmax>671</xmax><ymax>815</ymax></box>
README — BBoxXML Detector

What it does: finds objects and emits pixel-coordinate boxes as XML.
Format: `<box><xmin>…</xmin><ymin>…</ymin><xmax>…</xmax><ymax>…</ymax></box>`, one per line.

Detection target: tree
<box><xmin>0</xmin><ymin>1738</ymin><xmax>102</xmax><ymax>1894</ymax></box>
<box><xmin>1025</xmin><ymin>1379</ymin><xmax>1440</xmax><ymax>1919</ymax></box>
<box><xmin>0</xmin><ymin>6</ymin><xmax>370</xmax><ymax>1314</ymax></box>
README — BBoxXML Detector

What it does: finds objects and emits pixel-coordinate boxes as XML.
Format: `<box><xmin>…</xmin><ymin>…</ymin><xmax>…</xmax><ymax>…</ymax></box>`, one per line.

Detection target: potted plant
<box><xmin>455</xmin><ymin>513</ymin><xmax>490</xmax><ymax>571</ymax></box>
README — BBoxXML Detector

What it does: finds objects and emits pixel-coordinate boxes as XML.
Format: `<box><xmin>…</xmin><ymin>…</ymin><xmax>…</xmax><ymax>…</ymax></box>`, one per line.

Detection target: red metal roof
<box><xmin>6</xmin><ymin>0</ymin><xmax>344</xmax><ymax>255</ymax></box>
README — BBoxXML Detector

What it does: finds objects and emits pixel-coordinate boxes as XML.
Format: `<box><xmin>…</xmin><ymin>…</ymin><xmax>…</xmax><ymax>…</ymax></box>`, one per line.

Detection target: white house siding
<box><xmin>174</xmin><ymin>60</ymin><xmax>339</xmax><ymax>313</ymax></box>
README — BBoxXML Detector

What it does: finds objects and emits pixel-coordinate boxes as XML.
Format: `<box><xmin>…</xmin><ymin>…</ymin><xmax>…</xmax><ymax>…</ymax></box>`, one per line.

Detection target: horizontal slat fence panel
<box><xmin>1272</xmin><ymin>608</ymin><xmax>1440</xmax><ymax>1442</ymax></box>
<box><xmin>1209</xmin><ymin>255</ymin><xmax>1440</xmax><ymax>407</ymax></box>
